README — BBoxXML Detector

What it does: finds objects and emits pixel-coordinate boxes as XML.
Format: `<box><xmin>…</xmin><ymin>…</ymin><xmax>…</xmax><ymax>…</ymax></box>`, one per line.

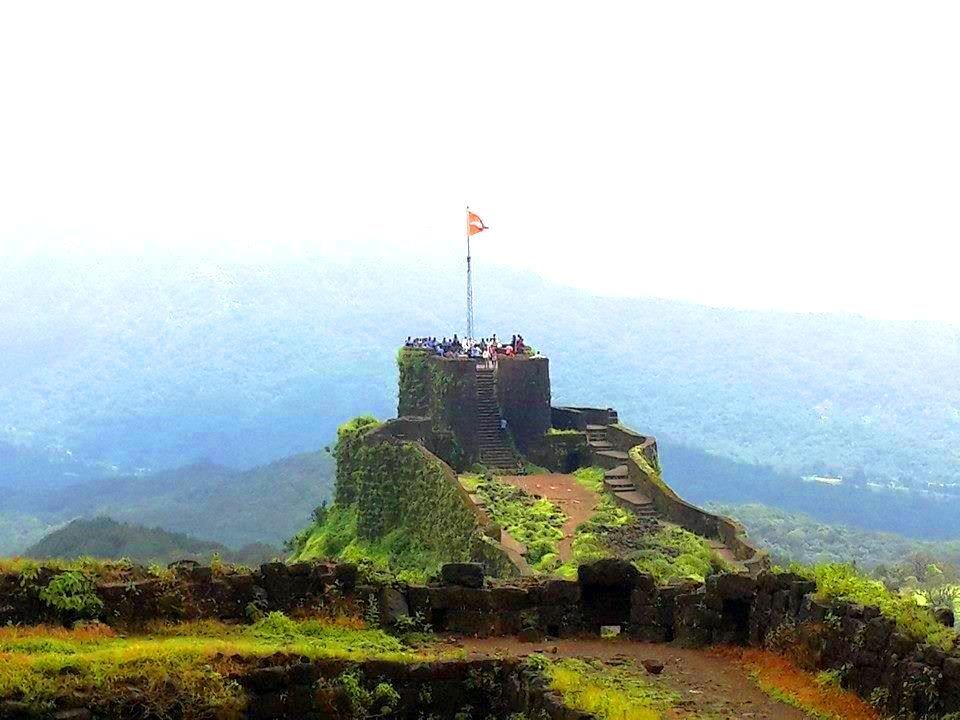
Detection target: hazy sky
<box><xmin>1</xmin><ymin>2</ymin><xmax>958</xmax><ymax>322</ymax></box>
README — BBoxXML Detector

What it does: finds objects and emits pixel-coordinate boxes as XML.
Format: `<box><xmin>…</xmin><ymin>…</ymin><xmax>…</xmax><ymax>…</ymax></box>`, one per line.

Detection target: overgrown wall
<box><xmin>340</xmin><ymin>432</ymin><xmax>518</xmax><ymax>576</ymax></box>
<box><xmin>3</xmin><ymin>560</ymin><xmax>956</xmax><ymax>716</ymax></box>
<box><xmin>396</xmin><ymin>349</ymin><xmax>477</xmax><ymax>467</ymax></box>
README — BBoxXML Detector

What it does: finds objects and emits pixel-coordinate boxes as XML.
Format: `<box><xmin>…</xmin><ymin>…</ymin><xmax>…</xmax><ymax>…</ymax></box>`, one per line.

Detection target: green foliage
<box><xmin>473</xmin><ymin>476</ymin><xmax>565</xmax><ymax>568</ymax></box>
<box><xmin>545</xmin><ymin>657</ymin><xmax>680</xmax><ymax>720</ymax></box>
<box><xmin>573</xmin><ymin>466</ymin><xmax>606</xmax><ymax>493</ymax></box>
<box><xmin>789</xmin><ymin>563</ymin><xmax>957</xmax><ymax>650</ymax></box>
<box><xmin>707</xmin><ymin>502</ymin><xmax>960</xmax><ymax>569</ymax></box>
<box><xmin>38</xmin><ymin>571</ymin><xmax>104</xmax><ymax>618</ymax></box>
<box><xmin>546</xmin><ymin>428</ymin><xmax>583</xmax><ymax>436</ymax></box>
<box><xmin>631</xmin><ymin>526</ymin><xmax>727</xmax><ymax>584</ymax></box>
<box><xmin>333</xmin><ymin>671</ymin><xmax>401</xmax><ymax>717</ymax></box>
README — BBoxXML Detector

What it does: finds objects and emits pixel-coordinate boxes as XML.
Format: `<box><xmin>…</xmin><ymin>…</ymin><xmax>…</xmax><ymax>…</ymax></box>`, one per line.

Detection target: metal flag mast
<box><xmin>466</xmin><ymin>204</ymin><xmax>475</xmax><ymax>340</ymax></box>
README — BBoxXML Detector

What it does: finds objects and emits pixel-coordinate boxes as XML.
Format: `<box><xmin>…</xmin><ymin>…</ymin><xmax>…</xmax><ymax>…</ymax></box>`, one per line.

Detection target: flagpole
<box><xmin>466</xmin><ymin>205</ymin><xmax>474</xmax><ymax>340</ymax></box>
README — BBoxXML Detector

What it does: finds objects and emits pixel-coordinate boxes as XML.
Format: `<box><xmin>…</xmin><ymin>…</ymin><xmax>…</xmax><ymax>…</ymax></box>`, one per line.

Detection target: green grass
<box><xmin>573</xmin><ymin>466</ymin><xmax>606</xmax><ymax>493</ymax></box>
<box><xmin>787</xmin><ymin>563</ymin><xmax>957</xmax><ymax>651</ymax></box>
<box><xmin>458</xmin><ymin>473</ymin><xmax>483</xmax><ymax>493</ymax></box>
<box><xmin>289</xmin><ymin>505</ymin><xmax>442</xmax><ymax>584</ymax></box>
<box><xmin>546</xmin><ymin>428</ymin><xmax>584</xmax><ymax>436</ymax></box>
<box><xmin>632</xmin><ymin>526</ymin><xmax>728</xmax><ymax>584</ymax></box>
<box><xmin>520</xmin><ymin>460</ymin><xmax>551</xmax><ymax>476</ymax></box>
<box><xmin>472</xmin><ymin>477</ymin><xmax>565</xmax><ymax>570</ymax></box>
<box><xmin>539</xmin><ymin>656</ymin><xmax>680</xmax><ymax>720</ymax></box>
<box><xmin>0</xmin><ymin>613</ymin><xmax>428</xmax><ymax>719</ymax></box>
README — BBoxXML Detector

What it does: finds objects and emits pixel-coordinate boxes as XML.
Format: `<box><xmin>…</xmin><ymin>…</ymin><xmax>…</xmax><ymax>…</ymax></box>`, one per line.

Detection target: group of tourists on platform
<box><xmin>405</xmin><ymin>333</ymin><xmax>532</xmax><ymax>363</ymax></box>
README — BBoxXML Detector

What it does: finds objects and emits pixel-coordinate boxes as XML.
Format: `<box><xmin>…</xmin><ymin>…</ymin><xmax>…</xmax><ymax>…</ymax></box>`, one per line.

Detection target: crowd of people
<box><xmin>404</xmin><ymin>333</ymin><xmax>534</xmax><ymax>363</ymax></box>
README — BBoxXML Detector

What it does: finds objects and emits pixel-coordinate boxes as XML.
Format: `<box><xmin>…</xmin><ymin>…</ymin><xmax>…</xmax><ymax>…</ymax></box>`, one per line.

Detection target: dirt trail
<box><xmin>498</xmin><ymin>473</ymin><xmax>597</xmax><ymax>561</ymax></box>
<box><xmin>458</xmin><ymin>636</ymin><xmax>814</xmax><ymax>719</ymax></box>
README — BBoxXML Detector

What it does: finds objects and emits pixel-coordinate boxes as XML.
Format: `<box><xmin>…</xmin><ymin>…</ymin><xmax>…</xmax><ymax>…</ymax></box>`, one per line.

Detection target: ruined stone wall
<box><xmin>3</xmin><ymin>559</ymin><xmax>956</xmax><ymax>716</ymax></box>
<box><xmin>551</xmin><ymin>406</ymin><xmax>618</xmax><ymax>431</ymax></box>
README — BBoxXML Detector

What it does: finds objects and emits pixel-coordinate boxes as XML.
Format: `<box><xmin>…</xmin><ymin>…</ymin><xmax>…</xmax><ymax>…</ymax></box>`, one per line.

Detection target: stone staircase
<box><xmin>476</xmin><ymin>367</ymin><xmax>519</xmax><ymax>472</ymax></box>
<box><xmin>587</xmin><ymin>425</ymin><xmax>657</xmax><ymax>519</ymax></box>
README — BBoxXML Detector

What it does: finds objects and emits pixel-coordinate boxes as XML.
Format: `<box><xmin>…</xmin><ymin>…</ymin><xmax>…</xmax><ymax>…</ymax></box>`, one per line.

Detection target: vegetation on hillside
<box><xmin>0</xmin><ymin>451</ymin><xmax>334</xmax><ymax>555</ymax></box>
<box><xmin>468</xmin><ymin>475</ymin><xmax>566</xmax><ymax>571</ymax></box>
<box><xmin>785</xmin><ymin>563</ymin><xmax>957</xmax><ymax>650</ymax></box>
<box><xmin>24</xmin><ymin>517</ymin><xmax>278</xmax><ymax>566</ymax></box>
<box><xmin>712</xmin><ymin>502</ymin><xmax>960</xmax><ymax>624</ymax></box>
<box><xmin>708</xmin><ymin>502</ymin><xmax>960</xmax><ymax>569</ymax></box>
<box><xmin>290</xmin><ymin>417</ymin><xmax>495</xmax><ymax>582</ymax></box>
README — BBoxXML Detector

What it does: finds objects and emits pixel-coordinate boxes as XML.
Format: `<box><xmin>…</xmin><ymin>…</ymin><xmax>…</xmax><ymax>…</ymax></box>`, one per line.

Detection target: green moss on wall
<box><xmin>333</xmin><ymin>416</ymin><xmax>381</xmax><ymax>505</ymax></box>
<box><xmin>397</xmin><ymin>348</ymin><xmax>432</xmax><ymax>416</ymax></box>
<box><xmin>397</xmin><ymin>349</ymin><xmax>461</xmax><ymax>422</ymax></box>
<box><xmin>629</xmin><ymin>446</ymin><xmax>675</xmax><ymax>500</ymax></box>
<box><xmin>302</xmin><ymin>419</ymin><xmax>496</xmax><ymax>577</ymax></box>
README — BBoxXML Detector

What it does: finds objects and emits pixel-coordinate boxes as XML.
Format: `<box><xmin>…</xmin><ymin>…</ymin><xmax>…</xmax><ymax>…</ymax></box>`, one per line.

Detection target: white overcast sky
<box><xmin>1</xmin><ymin>2</ymin><xmax>958</xmax><ymax>322</ymax></box>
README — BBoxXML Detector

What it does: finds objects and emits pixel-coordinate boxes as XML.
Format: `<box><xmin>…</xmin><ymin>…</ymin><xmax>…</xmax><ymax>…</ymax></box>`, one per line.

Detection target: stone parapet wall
<box><xmin>624</xmin><ymin>445</ymin><xmax>767</xmax><ymax>570</ymax></box>
<box><xmin>551</xmin><ymin>406</ymin><xmax>618</xmax><ymax>431</ymax></box>
<box><xmin>3</xmin><ymin>559</ymin><xmax>956</xmax><ymax>716</ymax></box>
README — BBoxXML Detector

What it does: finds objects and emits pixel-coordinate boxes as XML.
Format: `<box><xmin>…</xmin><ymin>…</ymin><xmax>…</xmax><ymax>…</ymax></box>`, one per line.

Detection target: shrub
<box><xmin>789</xmin><ymin>563</ymin><xmax>957</xmax><ymax>651</ymax></box>
<box><xmin>39</xmin><ymin>571</ymin><xmax>104</xmax><ymax>619</ymax></box>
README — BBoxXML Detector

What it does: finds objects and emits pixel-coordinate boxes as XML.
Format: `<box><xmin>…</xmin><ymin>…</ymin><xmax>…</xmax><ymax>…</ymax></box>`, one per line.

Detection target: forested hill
<box><xmin>2</xmin><ymin>450</ymin><xmax>334</xmax><ymax>554</ymax></box>
<box><xmin>25</xmin><ymin>517</ymin><xmax>279</xmax><ymax>566</ymax></box>
<box><xmin>1</xmin><ymin>255</ymin><xmax>958</xmax><ymax>539</ymax></box>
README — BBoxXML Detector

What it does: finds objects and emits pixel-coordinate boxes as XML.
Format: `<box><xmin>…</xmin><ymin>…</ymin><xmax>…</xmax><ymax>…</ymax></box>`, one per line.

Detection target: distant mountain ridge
<box><xmin>1</xmin><ymin>255</ymin><xmax>959</xmax><ymax>543</ymax></box>
<box><xmin>1</xmin><ymin>450</ymin><xmax>334</xmax><ymax>554</ymax></box>
<box><xmin>25</xmin><ymin>517</ymin><xmax>279</xmax><ymax>566</ymax></box>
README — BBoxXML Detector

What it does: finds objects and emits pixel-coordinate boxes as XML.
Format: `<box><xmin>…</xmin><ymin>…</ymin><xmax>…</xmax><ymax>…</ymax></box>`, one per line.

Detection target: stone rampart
<box><xmin>623</xmin><ymin>445</ymin><xmax>766</xmax><ymax>571</ymax></box>
<box><xmin>3</xmin><ymin>559</ymin><xmax>957</xmax><ymax>716</ymax></box>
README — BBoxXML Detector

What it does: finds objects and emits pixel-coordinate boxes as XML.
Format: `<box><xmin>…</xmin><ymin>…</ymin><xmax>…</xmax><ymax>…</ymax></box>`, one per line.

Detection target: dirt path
<box><xmin>498</xmin><ymin>473</ymin><xmax>597</xmax><ymax>562</ymax></box>
<box><xmin>458</xmin><ymin>636</ymin><xmax>813</xmax><ymax>719</ymax></box>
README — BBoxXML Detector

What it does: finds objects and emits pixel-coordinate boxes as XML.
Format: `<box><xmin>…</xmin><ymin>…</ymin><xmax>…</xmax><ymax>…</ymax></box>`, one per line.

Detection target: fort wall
<box><xmin>3</xmin><ymin>560</ymin><xmax>956</xmax><ymax>717</ymax></box>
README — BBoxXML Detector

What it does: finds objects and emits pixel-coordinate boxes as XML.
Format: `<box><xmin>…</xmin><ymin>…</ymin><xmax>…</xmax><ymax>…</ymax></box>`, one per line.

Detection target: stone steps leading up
<box><xmin>604</xmin><ymin>478</ymin><xmax>634</xmax><ymax>491</ymax></box>
<box><xmin>613</xmin><ymin>490</ymin><xmax>657</xmax><ymax>517</ymax></box>
<box><xmin>475</xmin><ymin>367</ymin><xmax>519</xmax><ymax>472</ymax></box>
<box><xmin>594</xmin><ymin>449</ymin><xmax>629</xmax><ymax>469</ymax></box>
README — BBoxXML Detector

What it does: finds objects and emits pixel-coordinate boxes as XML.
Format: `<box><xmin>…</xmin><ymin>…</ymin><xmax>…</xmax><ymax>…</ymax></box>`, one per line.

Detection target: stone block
<box><xmin>441</xmin><ymin>563</ymin><xmax>485</xmax><ymax>588</ymax></box>
<box><xmin>578</xmin><ymin>559</ymin><xmax>639</xmax><ymax>588</ymax></box>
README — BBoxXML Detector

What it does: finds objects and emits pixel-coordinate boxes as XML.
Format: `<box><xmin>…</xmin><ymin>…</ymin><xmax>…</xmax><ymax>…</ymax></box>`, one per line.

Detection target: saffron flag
<box><xmin>467</xmin><ymin>210</ymin><xmax>488</xmax><ymax>236</ymax></box>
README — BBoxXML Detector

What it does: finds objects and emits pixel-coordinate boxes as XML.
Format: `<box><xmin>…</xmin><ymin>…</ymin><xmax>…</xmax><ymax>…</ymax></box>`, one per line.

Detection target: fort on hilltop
<box><xmin>303</xmin><ymin>338</ymin><xmax>766</xmax><ymax>579</ymax></box>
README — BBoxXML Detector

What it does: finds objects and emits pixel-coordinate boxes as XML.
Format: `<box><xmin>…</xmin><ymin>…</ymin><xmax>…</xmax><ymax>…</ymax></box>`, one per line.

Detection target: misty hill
<box><xmin>708</xmin><ymin>502</ymin><xmax>960</xmax><ymax>570</ymax></box>
<box><xmin>1</xmin><ymin>255</ymin><xmax>959</xmax><ymax>539</ymax></box>
<box><xmin>1</xmin><ymin>450</ymin><xmax>333</xmax><ymax>554</ymax></box>
<box><xmin>24</xmin><ymin>517</ymin><xmax>279</xmax><ymax>566</ymax></box>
